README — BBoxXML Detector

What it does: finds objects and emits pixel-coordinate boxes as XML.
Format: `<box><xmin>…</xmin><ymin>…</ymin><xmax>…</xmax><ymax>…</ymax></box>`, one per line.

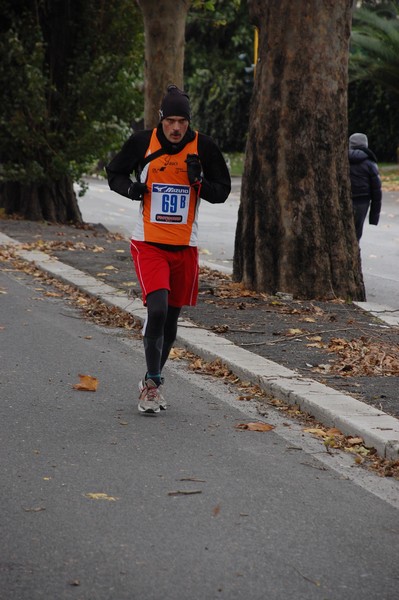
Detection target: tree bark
<box><xmin>137</xmin><ymin>0</ymin><xmax>191</xmax><ymax>128</ymax></box>
<box><xmin>234</xmin><ymin>0</ymin><xmax>365</xmax><ymax>301</ymax></box>
<box><xmin>0</xmin><ymin>176</ymin><xmax>82</xmax><ymax>223</ymax></box>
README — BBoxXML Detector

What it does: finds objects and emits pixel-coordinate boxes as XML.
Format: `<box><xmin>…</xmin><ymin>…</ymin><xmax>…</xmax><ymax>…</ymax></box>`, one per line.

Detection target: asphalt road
<box><xmin>358</xmin><ymin>190</ymin><xmax>399</xmax><ymax>306</ymax></box>
<box><xmin>1</xmin><ymin>262</ymin><xmax>398</xmax><ymax>599</ymax></box>
<box><xmin>77</xmin><ymin>179</ymin><xmax>399</xmax><ymax>309</ymax></box>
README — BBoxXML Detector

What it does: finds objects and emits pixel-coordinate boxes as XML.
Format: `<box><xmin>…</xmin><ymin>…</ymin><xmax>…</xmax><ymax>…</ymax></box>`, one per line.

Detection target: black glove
<box><xmin>185</xmin><ymin>154</ymin><xmax>202</xmax><ymax>185</ymax></box>
<box><xmin>128</xmin><ymin>181</ymin><xmax>147</xmax><ymax>200</ymax></box>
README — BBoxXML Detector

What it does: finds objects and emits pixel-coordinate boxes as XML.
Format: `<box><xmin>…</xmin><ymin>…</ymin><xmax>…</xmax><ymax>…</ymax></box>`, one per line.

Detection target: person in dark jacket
<box><xmin>106</xmin><ymin>85</ymin><xmax>231</xmax><ymax>414</ymax></box>
<box><xmin>348</xmin><ymin>132</ymin><xmax>382</xmax><ymax>241</ymax></box>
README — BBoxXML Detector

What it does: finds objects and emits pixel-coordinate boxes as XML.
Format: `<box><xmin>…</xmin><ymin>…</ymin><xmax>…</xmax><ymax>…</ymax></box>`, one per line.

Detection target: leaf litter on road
<box><xmin>1</xmin><ymin>244</ymin><xmax>398</xmax><ymax>480</ymax></box>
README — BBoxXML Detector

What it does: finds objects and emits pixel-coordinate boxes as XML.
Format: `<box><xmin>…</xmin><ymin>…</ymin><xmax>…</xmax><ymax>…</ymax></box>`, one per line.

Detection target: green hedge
<box><xmin>348</xmin><ymin>80</ymin><xmax>399</xmax><ymax>162</ymax></box>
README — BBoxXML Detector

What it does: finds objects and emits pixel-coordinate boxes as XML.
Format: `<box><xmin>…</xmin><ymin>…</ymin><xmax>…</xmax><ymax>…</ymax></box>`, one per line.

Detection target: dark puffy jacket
<box><xmin>349</xmin><ymin>147</ymin><xmax>382</xmax><ymax>225</ymax></box>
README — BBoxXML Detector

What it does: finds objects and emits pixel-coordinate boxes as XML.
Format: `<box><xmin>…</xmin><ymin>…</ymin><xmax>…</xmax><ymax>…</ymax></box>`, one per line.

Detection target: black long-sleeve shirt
<box><xmin>106</xmin><ymin>125</ymin><xmax>231</xmax><ymax>204</ymax></box>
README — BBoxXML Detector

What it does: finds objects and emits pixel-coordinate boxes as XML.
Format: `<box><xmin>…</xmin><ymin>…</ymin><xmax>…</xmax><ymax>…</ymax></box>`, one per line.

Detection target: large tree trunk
<box><xmin>0</xmin><ymin>176</ymin><xmax>82</xmax><ymax>223</ymax></box>
<box><xmin>234</xmin><ymin>0</ymin><xmax>365</xmax><ymax>301</ymax></box>
<box><xmin>137</xmin><ymin>0</ymin><xmax>191</xmax><ymax>128</ymax></box>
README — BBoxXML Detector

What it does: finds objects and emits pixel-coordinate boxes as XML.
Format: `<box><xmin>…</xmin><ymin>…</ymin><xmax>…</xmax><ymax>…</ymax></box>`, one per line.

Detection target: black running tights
<box><xmin>143</xmin><ymin>289</ymin><xmax>181</xmax><ymax>377</ymax></box>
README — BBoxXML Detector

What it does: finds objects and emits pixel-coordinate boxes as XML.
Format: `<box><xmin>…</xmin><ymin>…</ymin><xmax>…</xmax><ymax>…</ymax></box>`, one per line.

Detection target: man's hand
<box><xmin>128</xmin><ymin>182</ymin><xmax>148</xmax><ymax>200</ymax></box>
<box><xmin>185</xmin><ymin>154</ymin><xmax>202</xmax><ymax>185</ymax></box>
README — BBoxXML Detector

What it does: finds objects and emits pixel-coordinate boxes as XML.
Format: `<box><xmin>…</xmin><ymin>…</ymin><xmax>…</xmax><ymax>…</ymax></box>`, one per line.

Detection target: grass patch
<box><xmin>380</xmin><ymin>164</ymin><xmax>399</xmax><ymax>191</ymax></box>
<box><xmin>224</xmin><ymin>153</ymin><xmax>245</xmax><ymax>177</ymax></box>
<box><xmin>222</xmin><ymin>156</ymin><xmax>399</xmax><ymax>190</ymax></box>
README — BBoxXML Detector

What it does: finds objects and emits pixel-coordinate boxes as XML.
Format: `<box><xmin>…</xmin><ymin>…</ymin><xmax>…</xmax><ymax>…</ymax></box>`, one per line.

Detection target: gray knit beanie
<box><xmin>349</xmin><ymin>133</ymin><xmax>368</xmax><ymax>149</ymax></box>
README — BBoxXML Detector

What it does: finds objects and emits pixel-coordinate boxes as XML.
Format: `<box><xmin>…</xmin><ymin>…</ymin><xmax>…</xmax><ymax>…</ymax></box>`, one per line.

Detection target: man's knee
<box><xmin>145</xmin><ymin>289</ymin><xmax>169</xmax><ymax>334</ymax></box>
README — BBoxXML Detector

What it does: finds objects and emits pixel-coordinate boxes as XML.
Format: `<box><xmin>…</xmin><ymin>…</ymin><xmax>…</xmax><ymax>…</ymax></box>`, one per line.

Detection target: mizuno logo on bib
<box><xmin>150</xmin><ymin>184</ymin><xmax>190</xmax><ymax>224</ymax></box>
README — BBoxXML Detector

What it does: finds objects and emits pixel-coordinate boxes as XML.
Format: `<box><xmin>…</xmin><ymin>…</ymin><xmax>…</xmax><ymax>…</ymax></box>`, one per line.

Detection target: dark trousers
<box><xmin>352</xmin><ymin>198</ymin><xmax>370</xmax><ymax>241</ymax></box>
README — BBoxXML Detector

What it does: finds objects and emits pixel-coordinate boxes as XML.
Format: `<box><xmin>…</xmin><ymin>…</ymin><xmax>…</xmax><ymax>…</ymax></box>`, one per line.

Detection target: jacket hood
<box><xmin>349</xmin><ymin>147</ymin><xmax>378</xmax><ymax>164</ymax></box>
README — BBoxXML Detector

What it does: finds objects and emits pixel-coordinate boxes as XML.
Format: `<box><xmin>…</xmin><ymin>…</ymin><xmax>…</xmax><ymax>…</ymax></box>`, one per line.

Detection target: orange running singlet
<box><xmin>132</xmin><ymin>129</ymin><xmax>201</xmax><ymax>246</ymax></box>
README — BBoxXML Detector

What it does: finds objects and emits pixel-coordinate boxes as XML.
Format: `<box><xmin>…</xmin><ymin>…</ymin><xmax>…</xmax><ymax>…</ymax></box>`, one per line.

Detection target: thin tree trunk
<box><xmin>234</xmin><ymin>0</ymin><xmax>365</xmax><ymax>301</ymax></box>
<box><xmin>0</xmin><ymin>176</ymin><xmax>82</xmax><ymax>223</ymax></box>
<box><xmin>137</xmin><ymin>0</ymin><xmax>191</xmax><ymax>128</ymax></box>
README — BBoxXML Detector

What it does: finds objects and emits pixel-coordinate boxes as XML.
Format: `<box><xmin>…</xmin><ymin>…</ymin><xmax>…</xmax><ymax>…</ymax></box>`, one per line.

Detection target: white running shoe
<box><xmin>158</xmin><ymin>377</ymin><xmax>167</xmax><ymax>411</ymax></box>
<box><xmin>138</xmin><ymin>379</ymin><xmax>161</xmax><ymax>414</ymax></box>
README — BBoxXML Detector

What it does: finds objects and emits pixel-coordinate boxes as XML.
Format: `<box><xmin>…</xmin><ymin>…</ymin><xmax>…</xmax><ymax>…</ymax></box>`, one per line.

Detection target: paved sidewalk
<box><xmin>0</xmin><ymin>221</ymin><xmax>398</xmax><ymax>459</ymax></box>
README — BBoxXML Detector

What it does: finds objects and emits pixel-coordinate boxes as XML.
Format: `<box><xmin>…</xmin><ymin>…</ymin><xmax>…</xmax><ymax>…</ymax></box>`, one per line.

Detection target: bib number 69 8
<box><xmin>162</xmin><ymin>194</ymin><xmax>186</xmax><ymax>213</ymax></box>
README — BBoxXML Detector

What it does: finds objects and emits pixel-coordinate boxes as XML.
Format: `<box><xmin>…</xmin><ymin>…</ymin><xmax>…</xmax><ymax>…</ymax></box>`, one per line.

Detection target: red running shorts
<box><xmin>130</xmin><ymin>240</ymin><xmax>199</xmax><ymax>307</ymax></box>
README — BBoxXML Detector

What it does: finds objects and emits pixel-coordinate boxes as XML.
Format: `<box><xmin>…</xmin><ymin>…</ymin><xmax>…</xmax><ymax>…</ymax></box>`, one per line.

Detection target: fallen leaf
<box><xmin>76</xmin><ymin>296</ymin><xmax>89</xmax><ymax>306</ymax></box>
<box><xmin>326</xmin><ymin>428</ymin><xmax>342</xmax><ymax>436</ymax></box>
<box><xmin>212</xmin><ymin>504</ymin><xmax>221</xmax><ymax>517</ymax></box>
<box><xmin>235</xmin><ymin>422</ymin><xmax>275</xmax><ymax>432</ymax></box>
<box><xmin>167</xmin><ymin>490</ymin><xmax>203</xmax><ymax>496</ymax></box>
<box><xmin>324</xmin><ymin>437</ymin><xmax>338</xmax><ymax>449</ymax></box>
<box><xmin>311</xmin><ymin>364</ymin><xmax>332</xmax><ymax>373</ymax></box>
<box><xmin>268</xmin><ymin>398</ymin><xmax>285</xmax><ymax>407</ymax></box>
<box><xmin>73</xmin><ymin>374</ymin><xmax>98</xmax><ymax>392</ymax></box>
<box><xmin>286</xmin><ymin>328</ymin><xmax>304</xmax><ymax>336</ymax></box>
<box><xmin>168</xmin><ymin>348</ymin><xmax>185</xmax><ymax>360</ymax></box>
<box><xmin>346</xmin><ymin>436</ymin><xmax>364</xmax><ymax>446</ymax></box>
<box><xmin>84</xmin><ymin>492</ymin><xmax>119</xmax><ymax>501</ymax></box>
<box><xmin>23</xmin><ymin>506</ymin><xmax>46</xmax><ymax>512</ymax></box>
<box><xmin>104</xmin><ymin>265</ymin><xmax>118</xmax><ymax>270</ymax></box>
<box><xmin>303</xmin><ymin>428</ymin><xmax>328</xmax><ymax>438</ymax></box>
<box><xmin>345</xmin><ymin>445</ymin><xmax>371</xmax><ymax>457</ymax></box>
<box><xmin>212</xmin><ymin>324</ymin><xmax>229</xmax><ymax>333</ymax></box>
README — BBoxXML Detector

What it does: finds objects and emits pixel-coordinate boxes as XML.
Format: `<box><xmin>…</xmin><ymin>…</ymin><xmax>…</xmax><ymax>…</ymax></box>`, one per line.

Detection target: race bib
<box><xmin>150</xmin><ymin>183</ymin><xmax>190</xmax><ymax>224</ymax></box>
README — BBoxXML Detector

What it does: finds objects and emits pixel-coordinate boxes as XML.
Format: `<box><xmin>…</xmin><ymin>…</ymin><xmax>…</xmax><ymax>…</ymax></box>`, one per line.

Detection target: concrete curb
<box><xmin>354</xmin><ymin>301</ymin><xmax>399</xmax><ymax>328</ymax></box>
<box><xmin>1</xmin><ymin>232</ymin><xmax>399</xmax><ymax>459</ymax></box>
